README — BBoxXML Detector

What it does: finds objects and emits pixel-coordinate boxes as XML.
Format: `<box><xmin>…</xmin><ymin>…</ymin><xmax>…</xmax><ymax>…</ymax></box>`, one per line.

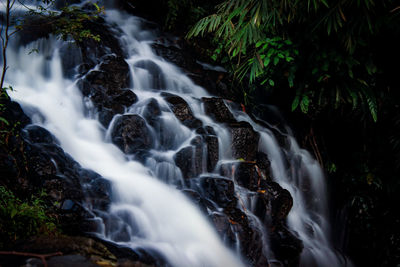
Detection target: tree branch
<box><xmin>0</xmin><ymin>251</ymin><xmax>63</xmax><ymax>267</ymax></box>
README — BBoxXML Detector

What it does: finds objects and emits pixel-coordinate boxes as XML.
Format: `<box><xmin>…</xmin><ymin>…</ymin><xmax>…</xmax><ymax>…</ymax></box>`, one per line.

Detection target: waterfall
<box><xmin>3</xmin><ymin>4</ymin><xmax>347</xmax><ymax>267</ymax></box>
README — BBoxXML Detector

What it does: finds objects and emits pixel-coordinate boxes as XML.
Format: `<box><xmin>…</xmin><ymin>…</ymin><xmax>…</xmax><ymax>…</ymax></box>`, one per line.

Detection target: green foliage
<box><xmin>18</xmin><ymin>1</ymin><xmax>104</xmax><ymax>42</ymax></box>
<box><xmin>0</xmin><ymin>186</ymin><xmax>58</xmax><ymax>248</ymax></box>
<box><xmin>0</xmin><ymin>86</ymin><xmax>12</xmax><ymax>127</ymax></box>
<box><xmin>187</xmin><ymin>0</ymin><xmax>400</xmax><ymax>122</ymax></box>
<box><xmin>53</xmin><ymin>4</ymin><xmax>104</xmax><ymax>42</ymax></box>
<box><xmin>165</xmin><ymin>0</ymin><xmax>207</xmax><ymax>30</ymax></box>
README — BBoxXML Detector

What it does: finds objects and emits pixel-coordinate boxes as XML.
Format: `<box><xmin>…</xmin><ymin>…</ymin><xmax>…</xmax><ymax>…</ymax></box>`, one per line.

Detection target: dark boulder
<box><xmin>220</xmin><ymin>161</ymin><xmax>262</xmax><ymax>191</ymax></box>
<box><xmin>229</xmin><ymin>121</ymin><xmax>259</xmax><ymax>161</ymax></box>
<box><xmin>95</xmin><ymin>89</ymin><xmax>138</xmax><ymax>127</ymax></box>
<box><xmin>0</xmin><ymin>100</ymin><xmax>31</xmax><ymax>127</ymax></box>
<box><xmin>25</xmin><ymin>143</ymin><xmax>58</xmax><ymax>179</ymax></box>
<box><xmin>12</xmin><ymin>235</ymin><xmax>117</xmax><ymax>267</ymax></box>
<box><xmin>22</xmin><ymin>125</ymin><xmax>59</xmax><ymax>144</ymax></box>
<box><xmin>174</xmin><ymin>136</ymin><xmax>204</xmax><ymax>179</ymax></box>
<box><xmin>79</xmin><ymin>55</ymin><xmax>132</xmax><ymax>98</ymax></box>
<box><xmin>196</xmin><ymin>125</ymin><xmax>219</xmax><ymax>172</ymax></box>
<box><xmin>220</xmin><ymin>160</ymin><xmax>293</xmax><ymax>224</ymax></box>
<box><xmin>174</xmin><ymin>147</ymin><xmax>200</xmax><ymax>179</ymax></box>
<box><xmin>152</xmin><ymin>43</ymin><xmax>197</xmax><ymax>73</ymax></box>
<box><xmin>162</xmin><ymin>93</ymin><xmax>202</xmax><ymax>129</ymax></box>
<box><xmin>108</xmin><ymin>89</ymin><xmax>137</xmax><ymax>107</ymax></box>
<box><xmin>207</xmin><ymin>208</ymin><xmax>269</xmax><ymax>266</ymax></box>
<box><xmin>253</xmin><ymin>182</ymin><xmax>293</xmax><ymax>225</ymax></box>
<box><xmin>269</xmin><ymin>225</ymin><xmax>303</xmax><ymax>266</ymax></box>
<box><xmin>202</xmin><ymin>97</ymin><xmax>236</xmax><ymax>123</ymax></box>
<box><xmin>209</xmin><ymin>212</ymin><xmax>236</xmax><ymax>245</ymax></box>
<box><xmin>1</xmin><ymin>118</ymin><xmax>112</xmax><ymax>235</ymax></box>
<box><xmin>225</xmin><ymin>208</ymin><xmax>270</xmax><ymax>267</ymax></box>
<box><xmin>98</xmin><ymin>107</ymin><xmax>115</xmax><ymax>128</ymax></box>
<box><xmin>152</xmin><ymin>42</ymin><xmax>234</xmax><ymax>99</ymax></box>
<box><xmin>181</xmin><ymin>189</ymin><xmax>208</xmax><ymax>213</ymax></box>
<box><xmin>255</xmin><ymin>151</ymin><xmax>272</xmax><ymax>181</ymax></box>
<box><xmin>78</xmin><ymin>169</ymin><xmax>112</xmax><ymax>210</ymax></box>
<box><xmin>77</xmin><ymin>37</ymin><xmax>135</xmax><ymax>128</ymax></box>
<box><xmin>269</xmin><ymin>183</ymin><xmax>293</xmax><ymax>223</ymax></box>
<box><xmin>200</xmin><ymin>176</ymin><xmax>237</xmax><ymax>208</ymax></box>
<box><xmin>134</xmin><ymin>60</ymin><xmax>166</xmax><ymax>90</ymax></box>
<box><xmin>30</xmin><ymin>255</ymin><xmax>99</xmax><ymax>267</ymax></box>
<box><xmin>195</xmin><ymin>125</ymin><xmax>216</xmax><ymax>136</ymax></box>
<box><xmin>142</xmin><ymin>98</ymin><xmax>162</xmax><ymax>127</ymax></box>
<box><xmin>204</xmin><ymin>135</ymin><xmax>219</xmax><ymax>172</ymax></box>
<box><xmin>111</xmin><ymin>114</ymin><xmax>153</xmax><ymax>154</ymax></box>
<box><xmin>78</xmin><ymin>17</ymin><xmax>126</xmax><ymax>67</ymax></box>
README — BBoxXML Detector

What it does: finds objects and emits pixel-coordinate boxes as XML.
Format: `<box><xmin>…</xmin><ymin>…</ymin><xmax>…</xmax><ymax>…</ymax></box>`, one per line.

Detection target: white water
<box><xmin>233</xmin><ymin>109</ymin><xmax>347</xmax><ymax>266</ymax></box>
<box><xmin>3</xmin><ymin>5</ymin><xmax>347</xmax><ymax>267</ymax></box>
<box><xmin>5</xmin><ymin>15</ymin><xmax>243</xmax><ymax>267</ymax></box>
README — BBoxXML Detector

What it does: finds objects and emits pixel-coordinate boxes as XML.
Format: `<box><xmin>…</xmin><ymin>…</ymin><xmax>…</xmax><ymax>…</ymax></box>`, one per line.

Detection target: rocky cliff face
<box><xmin>0</xmin><ymin>5</ymin><xmax>303</xmax><ymax>266</ymax></box>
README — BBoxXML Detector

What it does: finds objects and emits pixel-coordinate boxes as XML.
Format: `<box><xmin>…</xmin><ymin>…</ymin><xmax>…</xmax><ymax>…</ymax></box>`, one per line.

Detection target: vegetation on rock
<box><xmin>159</xmin><ymin>0</ymin><xmax>400</xmax><ymax>265</ymax></box>
<box><xmin>0</xmin><ymin>186</ymin><xmax>58</xmax><ymax>249</ymax></box>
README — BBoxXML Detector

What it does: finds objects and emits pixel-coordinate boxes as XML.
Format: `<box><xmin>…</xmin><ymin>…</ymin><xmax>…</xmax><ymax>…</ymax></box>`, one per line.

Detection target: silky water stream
<box><xmin>4</xmin><ymin>6</ymin><xmax>347</xmax><ymax>267</ymax></box>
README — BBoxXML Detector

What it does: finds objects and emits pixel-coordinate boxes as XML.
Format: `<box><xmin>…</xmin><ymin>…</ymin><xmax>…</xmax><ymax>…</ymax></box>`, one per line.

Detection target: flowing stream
<box><xmin>3</xmin><ymin>4</ymin><xmax>347</xmax><ymax>267</ymax></box>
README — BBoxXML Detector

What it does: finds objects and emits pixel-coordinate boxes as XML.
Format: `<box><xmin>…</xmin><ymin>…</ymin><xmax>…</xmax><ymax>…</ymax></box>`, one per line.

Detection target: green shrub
<box><xmin>0</xmin><ymin>186</ymin><xmax>58</xmax><ymax>249</ymax></box>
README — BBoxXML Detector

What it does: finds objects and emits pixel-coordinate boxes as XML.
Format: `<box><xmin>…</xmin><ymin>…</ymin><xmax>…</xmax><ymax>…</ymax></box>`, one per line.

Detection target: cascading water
<box><xmin>5</xmin><ymin>22</ymin><xmax>242</xmax><ymax>267</ymax></box>
<box><xmin>3</xmin><ymin>3</ymin><xmax>348</xmax><ymax>267</ymax></box>
<box><xmin>232</xmin><ymin>109</ymin><xmax>350</xmax><ymax>266</ymax></box>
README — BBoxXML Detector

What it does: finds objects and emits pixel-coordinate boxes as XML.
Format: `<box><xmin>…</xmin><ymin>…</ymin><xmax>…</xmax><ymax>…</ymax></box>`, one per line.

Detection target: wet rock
<box><xmin>174</xmin><ymin>136</ymin><xmax>205</xmax><ymax>179</ymax></box>
<box><xmin>255</xmin><ymin>151</ymin><xmax>272</xmax><ymax>181</ymax></box>
<box><xmin>87</xmin><ymin>177</ymin><xmax>112</xmax><ymax>210</ymax></box>
<box><xmin>95</xmin><ymin>238</ymin><xmax>165</xmax><ymax>267</ymax></box>
<box><xmin>220</xmin><ymin>159</ymin><xmax>293</xmax><ymax>225</ymax></box>
<box><xmin>1</xmin><ymin>119</ymin><xmax>112</xmax><ymax>236</ymax></box>
<box><xmin>225</xmin><ymin>208</ymin><xmax>270</xmax><ymax>267</ymax></box>
<box><xmin>200</xmin><ymin>176</ymin><xmax>237</xmax><ymax>208</ymax></box>
<box><xmin>24</xmin><ymin>255</ymin><xmax>97</xmax><ymax>267</ymax></box>
<box><xmin>152</xmin><ymin>43</ymin><xmax>197</xmax><ymax>72</ymax></box>
<box><xmin>78</xmin><ymin>17</ymin><xmax>126</xmax><ymax>67</ymax></box>
<box><xmin>111</xmin><ymin>115</ymin><xmax>153</xmax><ymax>154</ymax></box>
<box><xmin>195</xmin><ymin>125</ymin><xmax>216</xmax><ymax>136</ymax></box>
<box><xmin>220</xmin><ymin>161</ymin><xmax>262</xmax><ymax>191</ymax></box>
<box><xmin>205</xmin><ymin>135</ymin><xmax>219</xmax><ymax>172</ymax></box>
<box><xmin>0</xmin><ymin>100</ymin><xmax>31</xmax><ymax>127</ymax></box>
<box><xmin>202</xmin><ymin>97</ymin><xmax>236</xmax><ymax>123</ymax></box>
<box><xmin>98</xmin><ymin>108</ymin><xmax>115</xmax><ymax>128</ymax></box>
<box><xmin>181</xmin><ymin>189</ymin><xmax>208</xmax><ymax>213</ymax></box>
<box><xmin>142</xmin><ymin>98</ymin><xmax>162</xmax><ymax>127</ymax></box>
<box><xmin>229</xmin><ymin>121</ymin><xmax>259</xmax><ymax>161</ymax></box>
<box><xmin>61</xmin><ymin>199</ymin><xmax>77</xmax><ymax>211</ymax></box>
<box><xmin>152</xmin><ymin>43</ymin><xmax>234</xmax><ymax>98</ymax></box>
<box><xmin>78</xmin><ymin>52</ymin><xmax>135</xmax><ymax>128</ymax></box>
<box><xmin>95</xmin><ymin>89</ymin><xmax>137</xmax><ymax>127</ymax></box>
<box><xmin>162</xmin><ymin>93</ymin><xmax>202</xmax><ymax>129</ymax></box>
<box><xmin>80</xmin><ymin>55</ymin><xmax>130</xmax><ymax>95</ymax></box>
<box><xmin>60</xmin><ymin>42</ymin><xmax>83</xmax><ymax>78</ymax></box>
<box><xmin>269</xmin><ymin>225</ymin><xmax>303</xmax><ymax>266</ymax></box>
<box><xmin>109</xmin><ymin>89</ymin><xmax>137</xmax><ymax>107</ymax></box>
<box><xmin>270</xmin><ymin>185</ymin><xmax>293</xmax><ymax>222</ymax></box>
<box><xmin>193</xmin><ymin>126</ymin><xmax>218</xmax><ymax>172</ymax></box>
<box><xmin>174</xmin><ymin>146</ymin><xmax>200</xmax><ymax>179</ymax></box>
<box><xmin>134</xmin><ymin>60</ymin><xmax>166</xmax><ymax>89</ymax></box>
<box><xmin>0</xmin><ymin>154</ymin><xmax>19</xmax><ymax>180</ymax></box>
<box><xmin>16</xmin><ymin>235</ymin><xmax>117</xmax><ymax>264</ymax></box>
<box><xmin>253</xmin><ymin>191</ymin><xmax>271</xmax><ymax>222</ymax></box>
<box><xmin>42</xmin><ymin>174</ymin><xmax>85</xmax><ymax>216</ymax></box>
<box><xmin>24</xmin><ymin>143</ymin><xmax>58</xmax><ymax>181</ymax></box>
<box><xmin>22</xmin><ymin>125</ymin><xmax>59</xmax><ymax>144</ymax></box>
<box><xmin>100</xmin><ymin>55</ymin><xmax>131</xmax><ymax>87</ymax></box>
<box><xmin>209</xmin><ymin>212</ymin><xmax>236</xmax><ymax>245</ymax></box>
